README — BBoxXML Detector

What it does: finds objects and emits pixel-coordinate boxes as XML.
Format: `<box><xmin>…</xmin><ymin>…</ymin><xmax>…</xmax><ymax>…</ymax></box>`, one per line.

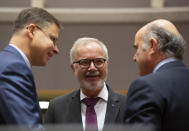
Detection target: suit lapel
<box><xmin>68</xmin><ymin>89</ymin><xmax>82</xmax><ymax>123</ymax></box>
<box><xmin>104</xmin><ymin>87</ymin><xmax>120</xmax><ymax>123</ymax></box>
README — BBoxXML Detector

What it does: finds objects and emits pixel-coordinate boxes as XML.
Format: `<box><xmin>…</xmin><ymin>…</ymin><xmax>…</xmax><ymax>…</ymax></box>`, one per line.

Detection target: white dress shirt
<box><xmin>80</xmin><ymin>83</ymin><xmax>108</xmax><ymax>131</ymax></box>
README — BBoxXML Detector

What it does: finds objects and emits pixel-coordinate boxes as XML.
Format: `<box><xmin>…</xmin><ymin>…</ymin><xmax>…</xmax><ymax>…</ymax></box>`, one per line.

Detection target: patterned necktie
<box><xmin>82</xmin><ymin>97</ymin><xmax>100</xmax><ymax>131</ymax></box>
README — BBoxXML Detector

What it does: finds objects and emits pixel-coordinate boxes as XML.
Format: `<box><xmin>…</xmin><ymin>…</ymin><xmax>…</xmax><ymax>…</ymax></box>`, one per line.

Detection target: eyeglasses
<box><xmin>35</xmin><ymin>25</ymin><xmax>58</xmax><ymax>46</ymax></box>
<box><xmin>73</xmin><ymin>58</ymin><xmax>107</xmax><ymax>69</ymax></box>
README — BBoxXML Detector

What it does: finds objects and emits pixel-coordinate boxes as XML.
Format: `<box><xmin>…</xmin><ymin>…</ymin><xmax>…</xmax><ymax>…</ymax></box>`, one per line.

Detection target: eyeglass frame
<box><xmin>35</xmin><ymin>25</ymin><xmax>58</xmax><ymax>46</ymax></box>
<box><xmin>73</xmin><ymin>58</ymin><xmax>107</xmax><ymax>69</ymax></box>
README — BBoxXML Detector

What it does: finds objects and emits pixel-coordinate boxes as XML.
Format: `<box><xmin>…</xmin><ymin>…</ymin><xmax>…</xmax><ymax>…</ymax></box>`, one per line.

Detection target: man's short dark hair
<box><xmin>13</xmin><ymin>7</ymin><xmax>61</xmax><ymax>33</ymax></box>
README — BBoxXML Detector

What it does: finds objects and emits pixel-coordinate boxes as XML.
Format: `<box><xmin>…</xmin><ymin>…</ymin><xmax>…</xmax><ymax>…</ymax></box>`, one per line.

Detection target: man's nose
<box><xmin>133</xmin><ymin>54</ymin><xmax>137</xmax><ymax>62</ymax></box>
<box><xmin>88</xmin><ymin>62</ymin><xmax>97</xmax><ymax>70</ymax></box>
<box><xmin>53</xmin><ymin>45</ymin><xmax>59</xmax><ymax>54</ymax></box>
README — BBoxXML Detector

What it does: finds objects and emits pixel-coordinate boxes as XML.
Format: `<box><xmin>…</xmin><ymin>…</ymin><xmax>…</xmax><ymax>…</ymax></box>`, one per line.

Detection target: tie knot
<box><xmin>82</xmin><ymin>97</ymin><xmax>100</xmax><ymax>107</ymax></box>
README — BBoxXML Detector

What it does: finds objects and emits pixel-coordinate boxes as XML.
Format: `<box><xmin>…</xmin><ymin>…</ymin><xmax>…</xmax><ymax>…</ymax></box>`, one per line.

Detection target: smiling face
<box><xmin>71</xmin><ymin>42</ymin><xmax>108</xmax><ymax>95</ymax></box>
<box><xmin>30</xmin><ymin>23</ymin><xmax>59</xmax><ymax>66</ymax></box>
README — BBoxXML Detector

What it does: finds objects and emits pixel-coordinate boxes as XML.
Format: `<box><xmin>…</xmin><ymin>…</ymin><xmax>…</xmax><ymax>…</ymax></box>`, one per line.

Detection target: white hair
<box><xmin>70</xmin><ymin>37</ymin><xmax>109</xmax><ymax>63</ymax></box>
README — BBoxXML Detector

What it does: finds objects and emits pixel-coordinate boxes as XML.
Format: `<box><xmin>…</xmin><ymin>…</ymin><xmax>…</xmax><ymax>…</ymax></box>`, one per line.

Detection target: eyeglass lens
<box><xmin>76</xmin><ymin>58</ymin><xmax>106</xmax><ymax>68</ymax></box>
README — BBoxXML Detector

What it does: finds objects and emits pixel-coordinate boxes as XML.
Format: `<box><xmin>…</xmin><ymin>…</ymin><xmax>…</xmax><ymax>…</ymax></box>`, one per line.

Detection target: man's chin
<box><xmin>82</xmin><ymin>80</ymin><xmax>104</xmax><ymax>91</ymax></box>
<box><xmin>39</xmin><ymin>62</ymin><xmax>47</xmax><ymax>66</ymax></box>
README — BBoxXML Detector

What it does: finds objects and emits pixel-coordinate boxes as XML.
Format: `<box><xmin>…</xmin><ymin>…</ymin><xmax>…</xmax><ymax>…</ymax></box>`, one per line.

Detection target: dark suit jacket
<box><xmin>44</xmin><ymin>86</ymin><xmax>126</xmax><ymax>127</ymax></box>
<box><xmin>0</xmin><ymin>45</ymin><xmax>42</xmax><ymax>126</ymax></box>
<box><xmin>124</xmin><ymin>60</ymin><xmax>189</xmax><ymax>131</ymax></box>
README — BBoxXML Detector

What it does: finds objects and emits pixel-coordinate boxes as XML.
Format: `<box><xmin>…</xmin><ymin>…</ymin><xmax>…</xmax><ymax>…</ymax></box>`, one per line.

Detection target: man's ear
<box><xmin>149</xmin><ymin>38</ymin><xmax>158</xmax><ymax>55</ymax></box>
<box><xmin>26</xmin><ymin>24</ymin><xmax>36</xmax><ymax>38</ymax></box>
<box><xmin>70</xmin><ymin>64</ymin><xmax>75</xmax><ymax>72</ymax></box>
<box><xmin>106</xmin><ymin>60</ymin><xmax>109</xmax><ymax>67</ymax></box>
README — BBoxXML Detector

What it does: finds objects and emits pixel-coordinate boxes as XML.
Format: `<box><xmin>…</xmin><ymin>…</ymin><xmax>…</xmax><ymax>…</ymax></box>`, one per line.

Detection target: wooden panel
<box><xmin>37</xmin><ymin>89</ymin><xmax>127</xmax><ymax>100</ymax></box>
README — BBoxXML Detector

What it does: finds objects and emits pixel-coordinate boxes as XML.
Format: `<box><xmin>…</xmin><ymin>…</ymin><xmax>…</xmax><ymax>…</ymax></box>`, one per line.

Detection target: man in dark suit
<box><xmin>0</xmin><ymin>7</ymin><xmax>61</xmax><ymax>127</ymax></box>
<box><xmin>124</xmin><ymin>19</ymin><xmax>189</xmax><ymax>131</ymax></box>
<box><xmin>45</xmin><ymin>37</ymin><xmax>125</xmax><ymax>131</ymax></box>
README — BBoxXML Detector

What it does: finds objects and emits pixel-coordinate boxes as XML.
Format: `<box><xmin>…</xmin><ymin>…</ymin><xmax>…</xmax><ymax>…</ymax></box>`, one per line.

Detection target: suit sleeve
<box><xmin>44</xmin><ymin>99</ymin><xmax>54</xmax><ymax>123</ymax></box>
<box><xmin>0</xmin><ymin>62</ymin><xmax>42</xmax><ymax>126</ymax></box>
<box><xmin>124</xmin><ymin>79</ymin><xmax>164</xmax><ymax>131</ymax></box>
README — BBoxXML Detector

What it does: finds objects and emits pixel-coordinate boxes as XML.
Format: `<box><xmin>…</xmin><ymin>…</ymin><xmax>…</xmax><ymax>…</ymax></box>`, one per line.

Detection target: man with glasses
<box><xmin>45</xmin><ymin>37</ymin><xmax>125</xmax><ymax>131</ymax></box>
<box><xmin>0</xmin><ymin>7</ymin><xmax>61</xmax><ymax>126</ymax></box>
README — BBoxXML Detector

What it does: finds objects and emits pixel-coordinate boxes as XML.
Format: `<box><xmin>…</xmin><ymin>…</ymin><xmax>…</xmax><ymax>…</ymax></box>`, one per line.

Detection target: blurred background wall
<box><xmin>0</xmin><ymin>0</ymin><xmax>189</xmax><ymax>102</ymax></box>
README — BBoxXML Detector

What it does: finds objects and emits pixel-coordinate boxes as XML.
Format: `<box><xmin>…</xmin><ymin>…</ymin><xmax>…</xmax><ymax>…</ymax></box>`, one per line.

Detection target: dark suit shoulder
<box><xmin>50</xmin><ymin>89</ymin><xmax>80</xmax><ymax>104</ymax></box>
<box><xmin>113</xmin><ymin>91</ymin><xmax>125</xmax><ymax>99</ymax></box>
<box><xmin>0</xmin><ymin>45</ymin><xmax>24</xmax><ymax>63</ymax></box>
<box><xmin>108</xmin><ymin>87</ymin><xmax>126</xmax><ymax>103</ymax></box>
<box><xmin>45</xmin><ymin>89</ymin><xmax>81</xmax><ymax>124</ymax></box>
<box><xmin>0</xmin><ymin>46</ymin><xmax>30</xmax><ymax>75</ymax></box>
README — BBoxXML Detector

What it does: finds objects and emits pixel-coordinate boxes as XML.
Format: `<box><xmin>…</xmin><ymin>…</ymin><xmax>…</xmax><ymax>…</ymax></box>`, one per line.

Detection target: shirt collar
<box><xmin>153</xmin><ymin>57</ymin><xmax>177</xmax><ymax>73</ymax></box>
<box><xmin>9</xmin><ymin>44</ymin><xmax>31</xmax><ymax>68</ymax></box>
<box><xmin>80</xmin><ymin>83</ymin><xmax>108</xmax><ymax>102</ymax></box>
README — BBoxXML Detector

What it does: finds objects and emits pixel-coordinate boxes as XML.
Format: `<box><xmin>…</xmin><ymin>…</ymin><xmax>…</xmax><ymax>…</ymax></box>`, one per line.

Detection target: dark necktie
<box><xmin>82</xmin><ymin>97</ymin><xmax>100</xmax><ymax>131</ymax></box>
